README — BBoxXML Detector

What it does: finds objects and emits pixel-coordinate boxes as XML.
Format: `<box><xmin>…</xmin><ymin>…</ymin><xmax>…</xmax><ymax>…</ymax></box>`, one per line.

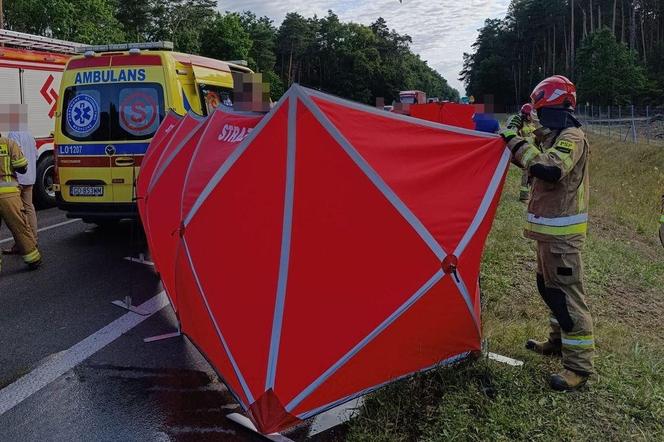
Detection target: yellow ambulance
<box><xmin>53</xmin><ymin>42</ymin><xmax>252</xmax><ymax>223</ymax></box>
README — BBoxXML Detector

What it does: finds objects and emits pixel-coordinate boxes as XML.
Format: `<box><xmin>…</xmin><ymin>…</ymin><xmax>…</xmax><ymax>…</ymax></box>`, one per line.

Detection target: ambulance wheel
<box><xmin>34</xmin><ymin>154</ymin><xmax>57</xmax><ymax>209</ymax></box>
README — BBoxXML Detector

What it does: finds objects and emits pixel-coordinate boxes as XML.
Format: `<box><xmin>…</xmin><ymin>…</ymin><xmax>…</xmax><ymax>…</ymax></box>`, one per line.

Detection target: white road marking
<box><xmin>0</xmin><ymin>218</ymin><xmax>81</xmax><ymax>244</ymax></box>
<box><xmin>0</xmin><ymin>291</ymin><xmax>169</xmax><ymax>416</ymax></box>
<box><xmin>487</xmin><ymin>352</ymin><xmax>524</xmax><ymax>367</ymax></box>
<box><xmin>111</xmin><ymin>299</ymin><xmax>152</xmax><ymax>316</ymax></box>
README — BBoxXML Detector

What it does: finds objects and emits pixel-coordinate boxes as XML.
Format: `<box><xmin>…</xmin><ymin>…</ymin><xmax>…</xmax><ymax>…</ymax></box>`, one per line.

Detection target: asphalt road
<box><xmin>0</xmin><ymin>208</ymin><xmax>344</xmax><ymax>442</ymax></box>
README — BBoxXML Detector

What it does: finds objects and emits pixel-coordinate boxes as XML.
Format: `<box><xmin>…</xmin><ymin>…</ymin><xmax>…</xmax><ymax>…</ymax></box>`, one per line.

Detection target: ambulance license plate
<box><xmin>70</xmin><ymin>185</ymin><xmax>104</xmax><ymax>197</ymax></box>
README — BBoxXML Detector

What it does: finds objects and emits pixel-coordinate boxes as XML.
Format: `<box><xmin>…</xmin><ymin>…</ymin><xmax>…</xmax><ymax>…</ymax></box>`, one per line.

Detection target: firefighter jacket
<box><xmin>519</xmin><ymin>120</ymin><xmax>537</xmax><ymax>142</ymax></box>
<box><xmin>507</xmin><ymin>126</ymin><xmax>589</xmax><ymax>246</ymax></box>
<box><xmin>0</xmin><ymin>136</ymin><xmax>28</xmax><ymax>198</ymax></box>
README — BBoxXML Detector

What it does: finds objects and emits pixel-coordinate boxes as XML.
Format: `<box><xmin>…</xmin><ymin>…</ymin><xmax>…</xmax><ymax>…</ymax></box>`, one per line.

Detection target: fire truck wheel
<box><xmin>34</xmin><ymin>154</ymin><xmax>57</xmax><ymax>209</ymax></box>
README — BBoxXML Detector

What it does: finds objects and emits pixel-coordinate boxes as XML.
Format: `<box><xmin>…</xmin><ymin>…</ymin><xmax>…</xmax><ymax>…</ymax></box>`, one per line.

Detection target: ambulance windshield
<box><xmin>61</xmin><ymin>83</ymin><xmax>165</xmax><ymax>142</ymax></box>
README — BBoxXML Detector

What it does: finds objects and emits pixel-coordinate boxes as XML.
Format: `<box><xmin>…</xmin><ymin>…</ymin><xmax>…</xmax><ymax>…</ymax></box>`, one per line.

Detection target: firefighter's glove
<box><xmin>506</xmin><ymin>114</ymin><xmax>523</xmax><ymax>130</ymax></box>
<box><xmin>500</xmin><ymin>128</ymin><xmax>518</xmax><ymax>143</ymax></box>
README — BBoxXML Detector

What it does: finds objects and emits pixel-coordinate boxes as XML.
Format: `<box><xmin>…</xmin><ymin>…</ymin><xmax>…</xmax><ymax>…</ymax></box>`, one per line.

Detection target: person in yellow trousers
<box><xmin>2</xmin><ymin>129</ymin><xmax>39</xmax><ymax>254</ymax></box>
<box><xmin>501</xmin><ymin>75</ymin><xmax>594</xmax><ymax>391</ymax></box>
<box><xmin>516</xmin><ymin>103</ymin><xmax>539</xmax><ymax>202</ymax></box>
<box><xmin>0</xmin><ymin>132</ymin><xmax>42</xmax><ymax>272</ymax></box>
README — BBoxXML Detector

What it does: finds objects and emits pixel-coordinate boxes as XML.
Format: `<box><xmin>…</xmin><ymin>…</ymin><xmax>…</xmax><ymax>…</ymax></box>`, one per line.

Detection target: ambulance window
<box><xmin>114</xmin><ymin>85</ymin><xmax>165</xmax><ymax>140</ymax></box>
<box><xmin>199</xmin><ymin>84</ymin><xmax>233</xmax><ymax>115</ymax></box>
<box><xmin>62</xmin><ymin>83</ymin><xmax>165</xmax><ymax>141</ymax></box>
<box><xmin>62</xmin><ymin>88</ymin><xmax>109</xmax><ymax>141</ymax></box>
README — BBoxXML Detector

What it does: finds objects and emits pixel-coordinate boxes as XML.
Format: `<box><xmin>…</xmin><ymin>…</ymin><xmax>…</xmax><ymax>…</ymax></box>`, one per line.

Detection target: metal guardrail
<box><xmin>584</xmin><ymin>117</ymin><xmax>651</xmax><ymax>123</ymax></box>
<box><xmin>506</xmin><ymin>103</ymin><xmax>664</xmax><ymax>145</ymax></box>
<box><xmin>578</xmin><ymin>104</ymin><xmax>664</xmax><ymax>145</ymax></box>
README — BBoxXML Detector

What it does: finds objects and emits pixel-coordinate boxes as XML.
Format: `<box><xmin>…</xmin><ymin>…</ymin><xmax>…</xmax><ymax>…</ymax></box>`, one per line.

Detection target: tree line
<box><xmin>2</xmin><ymin>0</ymin><xmax>459</xmax><ymax>104</ymax></box>
<box><xmin>461</xmin><ymin>0</ymin><xmax>664</xmax><ymax>106</ymax></box>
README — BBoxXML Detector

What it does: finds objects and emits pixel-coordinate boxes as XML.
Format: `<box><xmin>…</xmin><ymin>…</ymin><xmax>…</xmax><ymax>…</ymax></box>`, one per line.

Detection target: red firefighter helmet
<box><xmin>530</xmin><ymin>75</ymin><xmax>577</xmax><ymax>110</ymax></box>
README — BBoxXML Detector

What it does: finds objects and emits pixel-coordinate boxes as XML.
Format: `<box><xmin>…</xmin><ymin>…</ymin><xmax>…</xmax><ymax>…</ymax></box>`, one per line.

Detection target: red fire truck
<box><xmin>0</xmin><ymin>29</ymin><xmax>82</xmax><ymax>207</ymax></box>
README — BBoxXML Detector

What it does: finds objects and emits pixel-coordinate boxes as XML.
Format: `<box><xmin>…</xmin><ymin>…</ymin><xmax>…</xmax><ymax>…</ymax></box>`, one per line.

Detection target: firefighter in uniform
<box><xmin>516</xmin><ymin>103</ymin><xmax>539</xmax><ymax>202</ymax></box>
<box><xmin>500</xmin><ymin>75</ymin><xmax>593</xmax><ymax>391</ymax></box>
<box><xmin>0</xmin><ymin>134</ymin><xmax>42</xmax><ymax>272</ymax></box>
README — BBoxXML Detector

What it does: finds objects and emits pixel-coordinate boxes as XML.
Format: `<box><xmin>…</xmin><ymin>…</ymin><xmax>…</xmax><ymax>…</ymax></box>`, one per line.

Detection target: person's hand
<box><xmin>506</xmin><ymin>114</ymin><xmax>523</xmax><ymax>130</ymax></box>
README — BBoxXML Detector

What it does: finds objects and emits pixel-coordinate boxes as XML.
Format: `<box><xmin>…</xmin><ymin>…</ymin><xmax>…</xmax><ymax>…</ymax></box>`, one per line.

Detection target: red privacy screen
<box><xmin>141</xmin><ymin>86</ymin><xmax>509</xmax><ymax>434</ymax></box>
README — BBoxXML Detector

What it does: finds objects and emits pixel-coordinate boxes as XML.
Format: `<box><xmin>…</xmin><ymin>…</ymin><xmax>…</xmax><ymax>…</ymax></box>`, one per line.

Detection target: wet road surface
<box><xmin>0</xmin><ymin>208</ymin><xmax>347</xmax><ymax>441</ymax></box>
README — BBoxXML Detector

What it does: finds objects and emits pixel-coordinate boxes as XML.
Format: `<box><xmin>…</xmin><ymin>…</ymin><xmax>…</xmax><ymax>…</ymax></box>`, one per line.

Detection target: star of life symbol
<box><xmin>66</xmin><ymin>94</ymin><xmax>99</xmax><ymax>135</ymax></box>
<box><xmin>74</xmin><ymin>102</ymin><xmax>92</xmax><ymax>125</ymax></box>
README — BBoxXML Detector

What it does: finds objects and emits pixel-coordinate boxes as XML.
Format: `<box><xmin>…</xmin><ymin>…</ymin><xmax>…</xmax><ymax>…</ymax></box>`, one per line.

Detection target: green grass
<box><xmin>347</xmin><ymin>135</ymin><xmax>664</xmax><ymax>441</ymax></box>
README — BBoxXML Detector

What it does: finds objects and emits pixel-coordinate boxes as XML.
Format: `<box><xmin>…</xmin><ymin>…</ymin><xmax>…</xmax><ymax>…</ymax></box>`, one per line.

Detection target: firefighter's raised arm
<box><xmin>509</xmin><ymin>127</ymin><xmax>585</xmax><ymax>182</ymax></box>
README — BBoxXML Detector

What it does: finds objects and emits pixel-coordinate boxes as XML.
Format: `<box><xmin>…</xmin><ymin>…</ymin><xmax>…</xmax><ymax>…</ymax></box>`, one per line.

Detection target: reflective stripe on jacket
<box><xmin>0</xmin><ymin>137</ymin><xmax>26</xmax><ymax>196</ymax></box>
<box><xmin>508</xmin><ymin>126</ymin><xmax>590</xmax><ymax>243</ymax></box>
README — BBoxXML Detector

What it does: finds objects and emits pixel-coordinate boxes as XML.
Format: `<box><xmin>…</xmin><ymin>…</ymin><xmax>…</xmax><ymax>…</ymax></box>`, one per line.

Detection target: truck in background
<box><xmin>399</xmin><ymin>90</ymin><xmax>427</xmax><ymax>105</ymax></box>
<box><xmin>0</xmin><ymin>29</ymin><xmax>82</xmax><ymax>207</ymax></box>
<box><xmin>391</xmin><ymin>90</ymin><xmax>427</xmax><ymax>116</ymax></box>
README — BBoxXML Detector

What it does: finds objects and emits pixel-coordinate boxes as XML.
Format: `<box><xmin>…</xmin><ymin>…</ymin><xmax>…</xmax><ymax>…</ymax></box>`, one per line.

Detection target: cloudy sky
<box><xmin>219</xmin><ymin>0</ymin><xmax>511</xmax><ymax>95</ymax></box>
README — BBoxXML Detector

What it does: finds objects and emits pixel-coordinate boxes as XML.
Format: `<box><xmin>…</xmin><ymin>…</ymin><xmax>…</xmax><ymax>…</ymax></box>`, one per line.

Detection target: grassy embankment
<box><xmin>348</xmin><ymin>134</ymin><xmax>664</xmax><ymax>441</ymax></box>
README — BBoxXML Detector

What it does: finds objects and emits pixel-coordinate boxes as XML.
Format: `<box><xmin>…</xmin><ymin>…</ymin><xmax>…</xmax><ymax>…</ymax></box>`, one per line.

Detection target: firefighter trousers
<box><xmin>536</xmin><ymin>241</ymin><xmax>594</xmax><ymax>375</ymax></box>
<box><xmin>20</xmin><ymin>185</ymin><xmax>38</xmax><ymax>243</ymax></box>
<box><xmin>0</xmin><ymin>193</ymin><xmax>41</xmax><ymax>268</ymax></box>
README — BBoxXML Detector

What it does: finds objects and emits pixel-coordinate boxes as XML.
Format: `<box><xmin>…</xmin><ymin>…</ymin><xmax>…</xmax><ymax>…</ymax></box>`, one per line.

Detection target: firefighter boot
<box><xmin>525</xmin><ymin>338</ymin><xmax>562</xmax><ymax>356</ymax></box>
<box><xmin>549</xmin><ymin>369</ymin><xmax>589</xmax><ymax>391</ymax></box>
<box><xmin>27</xmin><ymin>257</ymin><xmax>42</xmax><ymax>271</ymax></box>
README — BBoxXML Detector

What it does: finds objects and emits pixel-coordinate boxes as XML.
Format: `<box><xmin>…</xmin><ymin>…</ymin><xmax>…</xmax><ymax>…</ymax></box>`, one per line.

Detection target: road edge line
<box><xmin>0</xmin><ymin>218</ymin><xmax>81</xmax><ymax>245</ymax></box>
<box><xmin>0</xmin><ymin>291</ymin><xmax>168</xmax><ymax>415</ymax></box>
